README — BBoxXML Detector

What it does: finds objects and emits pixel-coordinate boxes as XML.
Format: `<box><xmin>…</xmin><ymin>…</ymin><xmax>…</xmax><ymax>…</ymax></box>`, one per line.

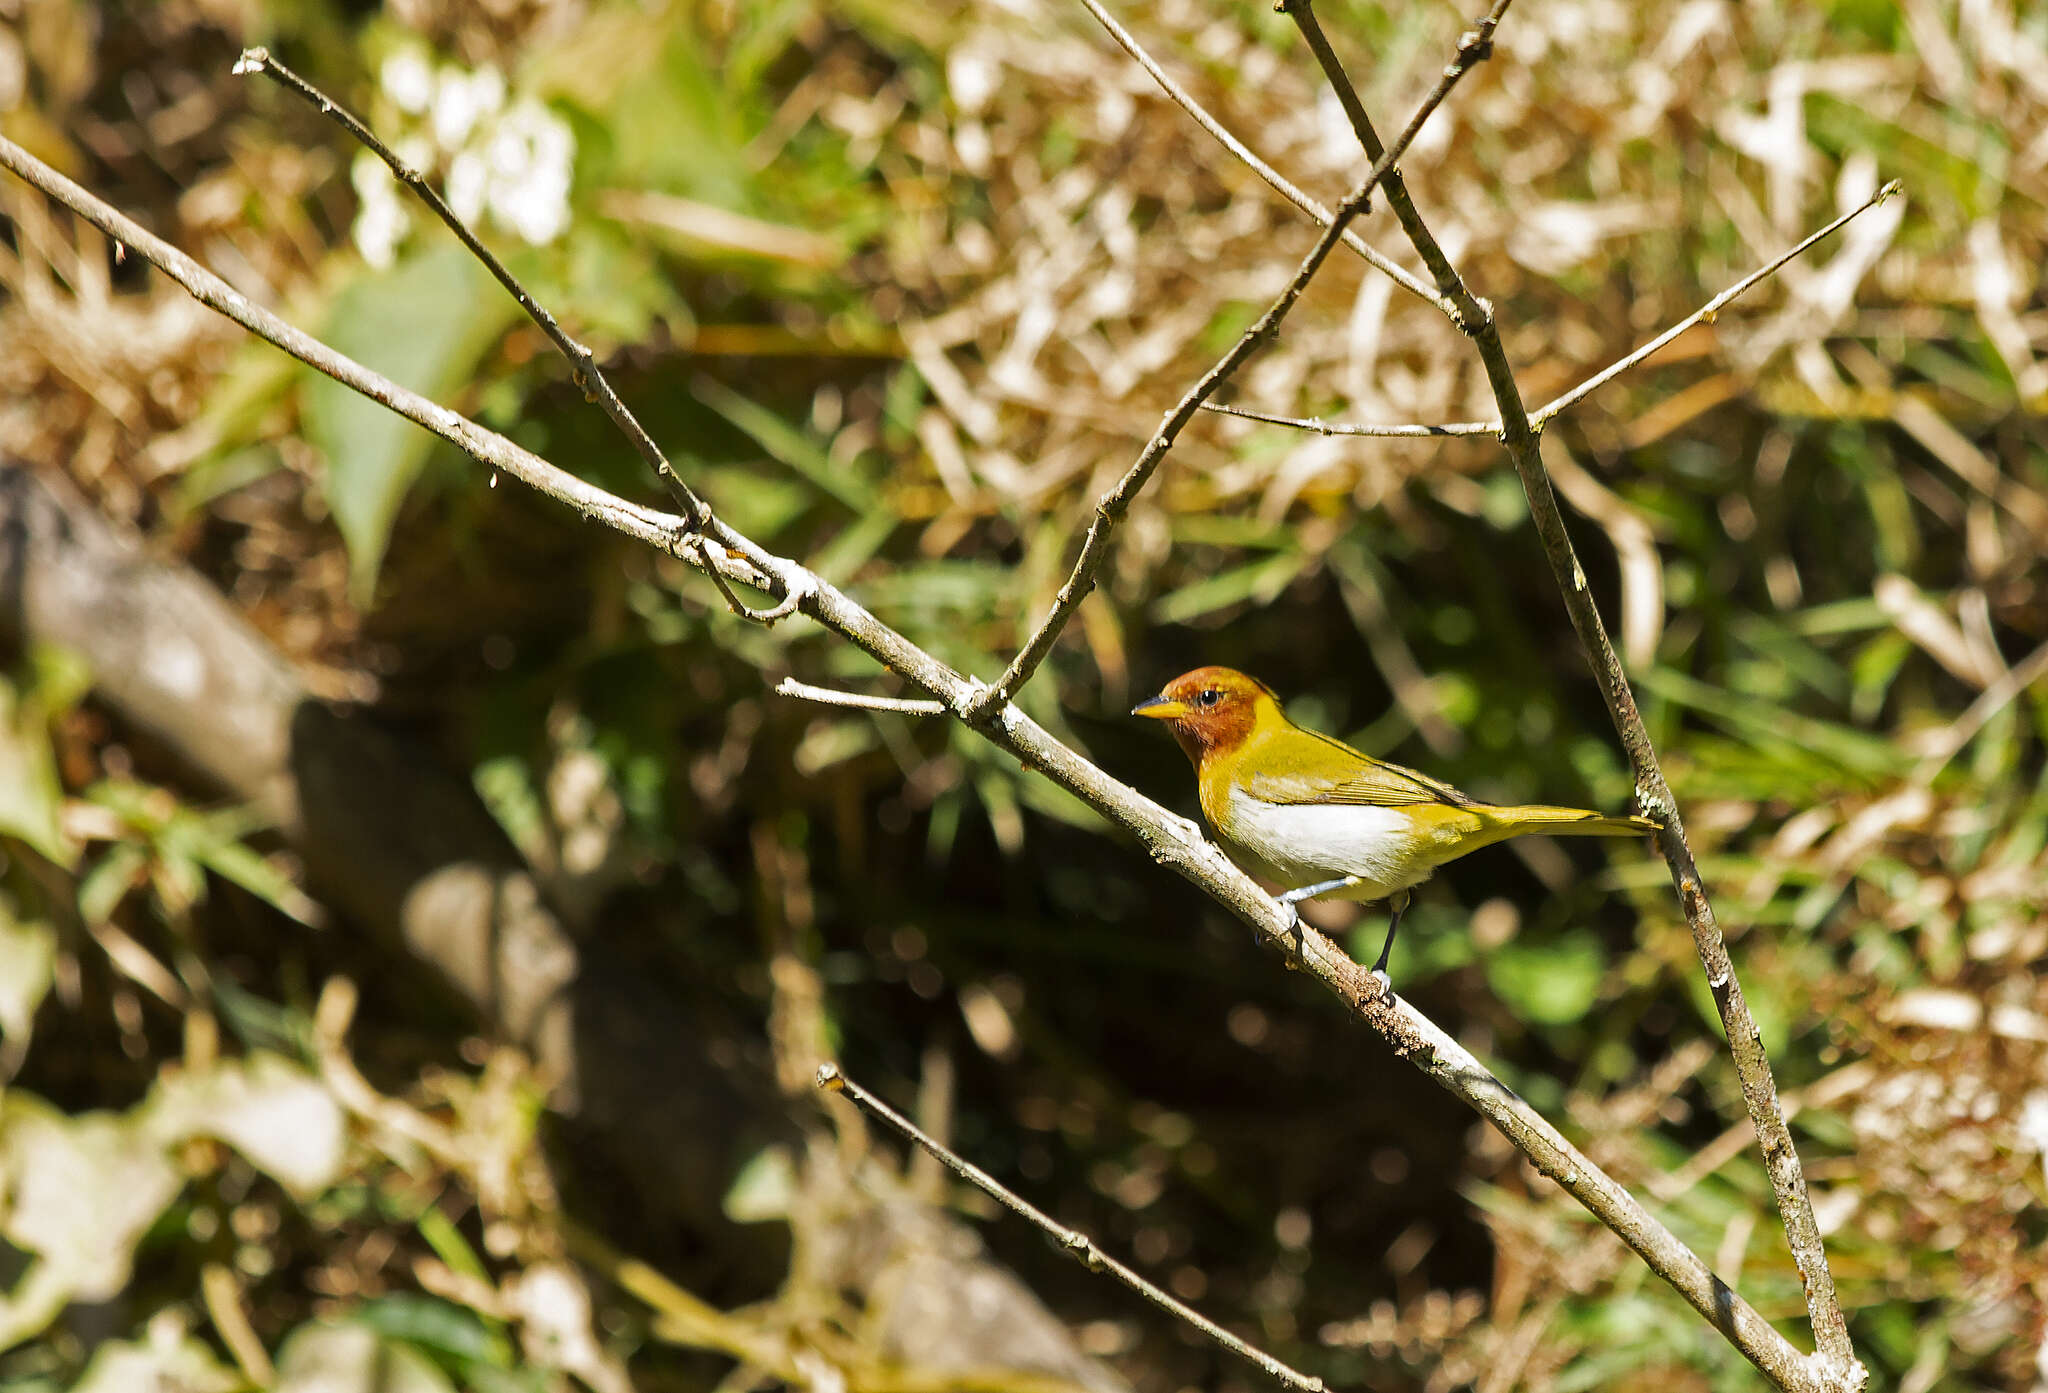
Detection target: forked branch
<box><xmin>1072</xmin><ymin>0</ymin><xmax>1449</xmax><ymax>315</ymax></box>
<box><xmin>1196</xmin><ymin>183</ymin><xmax>1901</xmax><ymax>440</ymax></box>
<box><xmin>230</xmin><ymin>47</ymin><xmax>809</xmax><ymax>625</ymax></box>
<box><xmin>0</xmin><ymin>117</ymin><xmax>1825</xmax><ymax>1391</ymax></box>
<box><xmin>956</xmin><ymin>0</ymin><xmax>1514</xmax><ymax>722</ymax></box>
<box><xmin>1274</xmin><ymin>3</ymin><xmax>1865</xmax><ymax>1386</ymax></box>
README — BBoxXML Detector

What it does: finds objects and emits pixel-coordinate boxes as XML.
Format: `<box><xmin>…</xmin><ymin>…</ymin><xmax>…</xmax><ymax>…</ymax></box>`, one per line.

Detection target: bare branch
<box><xmin>961</xmin><ymin>0</ymin><xmax>1514</xmax><ymax>723</ymax></box>
<box><xmin>777</xmin><ymin>679</ymin><xmax>948</xmax><ymax>715</ymax></box>
<box><xmin>1202</xmin><ymin>402</ymin><xmax>1499</xmax><ymax>438</ymax></box>
<box><xmin>818</xmin><ymin>1064</ymin><xmax>1326</xmax><ymax>1393</ymax></box>
<box><xmin>1196</xmin><ymin>184</ymin><xmax>1902</xmax><ymax>440</ymax></box>
<box><xmin>1278</xmin><ymin>4</ymin><xmax>1863</xmax><ymax>1386</ymax></box>
<box><xmin>1530</xmin><ymin>181</ymin><xmax>1902</xmax><ymax>426</ymax></box>
<box><xmin>706</xmin><ymin>569</ymin><xmax>794</xmax><ymax>624</ymax></box>
<box><xmin>0</xmin><ymin>122</ymin><xmax>1820</xmax><ymax>1393</ymax></box>
<box><xmin>232</xmin><ymin>49</ymin><xmax>705</xmax><ymax>526</ymax></box>
<box><xmin>233</xmin><ymin>46</ymin><xmax>809</xmax><ymax>626</ymax></box>
<box><xmin>1072</xmin><ymin>0</ymin><xmax>1448</xmax><ymax>315</ymax></box>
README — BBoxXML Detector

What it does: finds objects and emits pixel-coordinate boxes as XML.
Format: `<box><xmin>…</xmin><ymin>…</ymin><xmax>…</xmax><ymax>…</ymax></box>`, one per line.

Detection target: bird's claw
<box><xmin>1272</xmin><ymin>900</ymin><xmax>1303</xmax><ymax>954</ymax></box>
<box><xmin>1369</xmin><ymin>968</ymin><xmax>1392</xmax><ymax>998</ymax></box>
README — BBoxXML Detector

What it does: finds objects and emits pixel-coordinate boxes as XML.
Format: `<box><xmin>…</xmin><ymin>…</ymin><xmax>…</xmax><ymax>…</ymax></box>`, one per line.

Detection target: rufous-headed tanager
<box><xmin>1133</xmin><ymin>666</ymin><xmax>1657</xmax><ymax>983</ymax></box>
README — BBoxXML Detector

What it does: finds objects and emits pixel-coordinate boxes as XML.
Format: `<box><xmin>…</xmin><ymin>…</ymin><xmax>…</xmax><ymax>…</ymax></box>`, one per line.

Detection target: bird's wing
<box><xmin>1242</xmin><ymin>730</ymin><xmax>1478</xmax><ymax>808</ymax></box>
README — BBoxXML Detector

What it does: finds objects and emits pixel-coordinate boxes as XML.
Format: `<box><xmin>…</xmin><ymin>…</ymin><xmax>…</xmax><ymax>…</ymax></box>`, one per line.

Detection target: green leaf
<box><xmin>77</xmin><ymin>842</ymin><xmax>148</xmax><ymax>926</ymax></box>
<box><xmin>1015</xmin><ymin>771</ymin><xmax>1108</xmax><ymax>833</ymax></box>
<box><xmin>355</xmin><ymin>1293</ymin><xmax>514</xmax><ymax>1369</ymax></box>
<box><xmin>170</xmin><ymin>340</ymin><xmax>301</xmax><ymax>518</ymax></box>
<box><xmin>1638</xmin><ymin>667</ymin><xmax>1910</xmax><ymax>782</ymax></box>
<box><xmin>1849</xmin><ymin>629</ymin><xmax>1912</xmax><ymax>724</ymax></box>
<box><xmin>26</xmin><ymin>643</ymin><xmax>92</xmax><ymax>715</ymax></box>
<box><xmin>0</xmin><ymin>677</ymin><xmax>74</xmax><ymax>868</ymax></box>
<box><xmin>1485</xmin><ymin>929</ymin><xmax>1606</xmax><ymax>1026</ymax></box>
<box><xmin>595</xmin><ymin>25</ymin><xmax>753</xmax><ymax>203</ymax></box>
<box><xmin>196</xmin><ymin>835</ymin><xmax>324</xmax><ymax>928</ymax></box>
<box><xmin>213</xmin><ymin>978</ymin><xmax>316</xmax><ymax>1060</ymax></box>
<box><xmin>810</xmin><ymin>507</ymin><xmax>899</xmax><ymax>584</ymax></box>
<box><xmin>1151</xmin><ymin>551</ymin><xmax>1307</xmax><ymax>625</ymax></box>
<box><xmin>414</xmin><ymin>1202</ymin><xmax>491</xmax><ymax>1285</ymax></box>
<box><xmin>304</xmin><ymin>244</ymin><xmax>521</xmax><ymax>605</ymax></box>
<box><xmin>699</xmin><ymin>462</ymin><xmax>812</xmax><ymax>541</ymax></box>
<box><xmin>475</xmin><ymin>754</ymin><xmax>551</xmax><ymax>866</ymax></box>
<box><xmin>693</xmin><ymin>375</ymin><xmax>874</xmax><ymax>510</ymax></box>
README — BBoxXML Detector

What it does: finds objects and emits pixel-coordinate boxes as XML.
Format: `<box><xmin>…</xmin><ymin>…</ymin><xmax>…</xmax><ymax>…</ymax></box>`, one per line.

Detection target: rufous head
<box><xmin>1131</xmin><ymin>666</ymin><xmax>1280</xmax><ymax>762</ymax></box>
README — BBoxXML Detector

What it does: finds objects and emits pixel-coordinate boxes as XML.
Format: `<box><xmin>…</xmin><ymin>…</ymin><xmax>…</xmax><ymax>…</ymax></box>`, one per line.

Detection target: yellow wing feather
<box><xmin>1239</xmin><ymin>728</ymin><xmax>1478</xmax><ymax>809</ymax></box>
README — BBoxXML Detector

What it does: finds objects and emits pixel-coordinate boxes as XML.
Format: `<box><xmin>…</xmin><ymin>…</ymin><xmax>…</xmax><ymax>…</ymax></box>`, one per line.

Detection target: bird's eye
<box><xmin>1198</xmin><ymin>688</ymin><xmax>1222</xmax><ymax>707</ymax></box>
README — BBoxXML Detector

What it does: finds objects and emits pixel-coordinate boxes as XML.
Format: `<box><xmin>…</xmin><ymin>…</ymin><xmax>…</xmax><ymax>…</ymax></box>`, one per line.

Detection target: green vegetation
<box><xmin>0</xmin><ymin>0</ymin><xmax>2044</xmax><ymax>1389</ymax></box>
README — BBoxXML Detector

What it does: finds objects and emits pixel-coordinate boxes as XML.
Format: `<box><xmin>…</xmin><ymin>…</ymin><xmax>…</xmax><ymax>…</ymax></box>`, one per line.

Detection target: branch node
<box><xmin>1636</xmin><ymin>785</ymin><xmax>1675</xmax><ymax>820</ymax></box>
<box><xmin>1062</xmin><ymin>1232</ymin><xmax>1106</xmax><ymax>1272</ymax></box>
<box><xmin>757</xmin><ymin>561</ymin><xmax>819</xmax><ymax>625</ymax></box>
<box><xmin>954</xmin><ymin>678</ymin><xmax>1003</xmax><ymax>725</ymax></box>
<box><xmin>1451</xmin><ymin>292</ymin><xmax>1493</xmax><ymax>338</ymax></box>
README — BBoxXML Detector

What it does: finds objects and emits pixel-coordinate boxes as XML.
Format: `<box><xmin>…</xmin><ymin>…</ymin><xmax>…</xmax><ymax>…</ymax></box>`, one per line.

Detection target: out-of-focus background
<box><xmin>1</xmin><ymin>0</ymin><xmax>2044</xmax><ymax>1388</ymax></box>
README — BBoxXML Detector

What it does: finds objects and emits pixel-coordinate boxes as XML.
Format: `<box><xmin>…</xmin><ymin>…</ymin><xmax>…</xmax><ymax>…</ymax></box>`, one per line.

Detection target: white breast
<box><xmin>1220</xmin><ymin>788</ymin><xmax>1433</xmax><ymax>902</ymax></box>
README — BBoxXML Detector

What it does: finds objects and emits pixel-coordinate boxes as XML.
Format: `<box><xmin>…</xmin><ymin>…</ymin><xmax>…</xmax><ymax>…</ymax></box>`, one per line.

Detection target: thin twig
<box><xmin>1911</xmin><ymin>636</ymin><xmax>2048</xmax><ymax>781</ymax></box>
<box><xmin>1071</xmin><ymin>0</ymin><xmax>1447</xmax><ymax>315</ymax></box>
<box><xmin>232</xmin><ymin>47</ymin><xmax>807</xmax><ymax>627</ymax></box>
<box><xmin>231</xmin><ymin>49</ymin><xmax>701</xmax><ymax>527</ymax></box>
<box><xmin>1279</xmin><ymin>5</ymin><xmax>1862</xmax><ymax>1388</ymax></box>
<box><xmin>0</xmin><ymin>131</ymin><xmax>1822</xmax><ymax>1393</ymax></box>
<box><xmin>1281</xmin><ymin>0</ymin><xmax>1493</xmax><ymax>327</ymax></box>
<box><xmin>961</xmin><ymin>0</ymin><xmax>1512</xmax><ymax>723</ymax></box>
<box><xmin>818</xmin><ymin>1064</ymin><xmax>1326</xmax><ymax>1393</ymax></box>
<box><xmin>1200</xmin><ymin>184</ymin><xmax>1899</xmax><ymax>440</ymax></box>
<box><xmin>1202</xmin><ymin>402</ymin><xmax>1500</xmax><ymax>437</ymax></box>
<box><xmin>777</xmin><ymin>678</ymin><xmax>947</xmax><ymax>714</ymax></box>
<box><xmin>1528</xmin><ymin>182</ymin><xmax>1901</xmax><ymax>427</ymax></box>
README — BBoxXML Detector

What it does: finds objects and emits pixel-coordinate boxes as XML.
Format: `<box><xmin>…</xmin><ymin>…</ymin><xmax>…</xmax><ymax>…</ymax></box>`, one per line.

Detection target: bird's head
<box><xmin>1131</xmin><ymin>666</ymin><xmax>1282</xmax><ymax>762</ymax></box>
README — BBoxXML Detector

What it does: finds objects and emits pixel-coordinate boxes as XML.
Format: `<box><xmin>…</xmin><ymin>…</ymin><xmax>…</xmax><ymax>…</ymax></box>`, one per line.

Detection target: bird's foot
<box><xmin>1369</xmin><ymin>967</ymin><xmax>1391</xmax><ymax>999</ymax></box>
<box><xmin>1270</xmin><ymin>900</ymin><xmax>1304</xmax><ymax>955</ymax></box>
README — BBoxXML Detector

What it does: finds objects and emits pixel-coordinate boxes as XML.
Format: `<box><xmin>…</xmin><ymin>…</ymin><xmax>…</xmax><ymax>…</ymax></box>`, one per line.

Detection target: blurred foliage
<box><xmin>3</xmin><ymin>0</ymin><xmax>2048</xmax><ymax>1389</ymax></box>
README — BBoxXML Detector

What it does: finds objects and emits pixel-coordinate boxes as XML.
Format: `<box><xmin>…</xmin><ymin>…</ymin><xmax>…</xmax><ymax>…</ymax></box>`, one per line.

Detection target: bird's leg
<box><xmin>1366</xmin><ymin>889</ymin><xmax>1412</xmax><ymax>993</ymax></box>
<box><xmin>1272</xmin><ymin>876</ymin><xmax>1364</xmax><ymax>957</ymax></box>
<box><xmin>1277</xmin><ymin>875</ymin><xmax>1364</xmax><ymax>906</ymax></box>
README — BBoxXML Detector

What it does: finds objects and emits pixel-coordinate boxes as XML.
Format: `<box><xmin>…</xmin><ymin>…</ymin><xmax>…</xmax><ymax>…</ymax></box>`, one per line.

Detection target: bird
<box><xmin>1132</xmin><ymin>665</ymin><xmax>1657</xmax><ymax>985</ymax></box>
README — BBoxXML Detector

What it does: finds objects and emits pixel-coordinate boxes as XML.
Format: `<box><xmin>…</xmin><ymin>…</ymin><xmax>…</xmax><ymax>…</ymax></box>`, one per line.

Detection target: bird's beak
<box><xmin>1131</xmin><ymin>693</ymin><xmax>1188</xmax><ymax>719</ymax></box>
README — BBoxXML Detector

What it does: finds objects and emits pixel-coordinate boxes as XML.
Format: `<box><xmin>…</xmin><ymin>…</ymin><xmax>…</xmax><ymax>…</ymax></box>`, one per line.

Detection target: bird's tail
<box><xmin>1483</xmin><ymin>805</ymin><xmax>1660</xmax><ymax>839</ymax></box>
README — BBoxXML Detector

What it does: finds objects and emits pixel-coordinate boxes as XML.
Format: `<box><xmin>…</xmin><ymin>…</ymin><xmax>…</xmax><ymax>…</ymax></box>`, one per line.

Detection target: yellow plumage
<box><xmin>1134</xmin><ymin>666</ymin><xmax>1656</xmax><ymax>978</ymax></box>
